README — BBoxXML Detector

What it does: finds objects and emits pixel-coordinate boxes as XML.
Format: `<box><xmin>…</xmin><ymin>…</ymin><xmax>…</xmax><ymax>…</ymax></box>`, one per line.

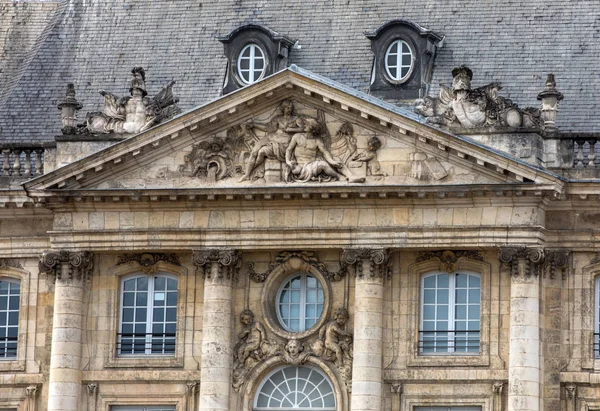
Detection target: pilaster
<box><xmin>39</xmin><ymin>250</ymin><xmax>94</xmax><ymax>411</ymax></box>
<box><xmin>192</xmin><ymin>249</ymin><xmax>241</xmax><ymax>411</ymax></box>
<box><xmin>344</xmin><ymin>248</ymin><xmax>390</xmax><ymax>411</ymax></box>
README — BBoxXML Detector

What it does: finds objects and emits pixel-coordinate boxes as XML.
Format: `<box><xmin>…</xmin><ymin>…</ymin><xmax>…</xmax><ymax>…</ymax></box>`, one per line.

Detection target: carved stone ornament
<box><xmin>590</xmin><ymin>253</ymin><xmax>600</xmax><ymax>265</ymax></box>
<box><xmin>416</xmin><ymin>66</ymin><xmax>542</xmax><ymax>130</ymax></box>
<box><xmin>342</xmin><ymin>248</ymin><xmax>391</xmax><ymax>279</ymax></box>
<box><xmin>232</xmin><ymin>308</ymin><xmax>354</xmax><ymax>391</ymax></box>
<box><xmin>409</xmin><ymin>152</ymin><xmax>448</xmax><ymax>181</ymax></box>
<box><xmin>498</xmin><ymin>247</ymin><xmax>545</xmax><ymax>277</ymax></box>
<box><xmin>117</xmin><ymin>253</ymin><xmax>181</xmax><ymax>274</ymax></box>
<box><xmin>0</xmin><ymin>258</ymin><xmax>23</xmax><ymax>270</ymax></box>
<box><xmin>26</xmin><ymin>384</ymin><xmax>38</xmax><ymax>398</ymax></box>
<box><xmin>565</xmin><ymin>384</ymin><xmax>577</xmax><ymax>399</ymax></box>
<box><xmin>248</xmin><ymin>250</ymin><xmax>347</xmax><ymax>283</ymax></box>
<box><xmin>178</xmin><ymin>136</ymin><xmax>239</xmax><ymax>182</ymax></box>
<box><xmin>416</xmin><ymin>250</ymin><xmax>484</xmax><ymax>273</ymax></box>
<box><xmin>390</xmin><ymin>383</ymin><xmax>403</xmax><ymax>394</ymax></box>
<box><xmin>192</xmin><ymin>249</ymin><xmax>241</xmax><ymax>280</ymax></box>
<box><xmin>57</xmin><ymin>83</ymin><xmax>82</xmax><ymax>135</ymax></box>
<box><xmin>39</xmin><ymin>251</ymin><xmax>94</xmax><ymax>282</ymax></box>
<box><xmin>85</xmin><ymin>67</ymin><xmax>180</xmax><ymax>135</ymax></box>
<box><xmin>544</xmin><ymin>250</ymin><xmax>570</xmax><ymax>279</ymax></box>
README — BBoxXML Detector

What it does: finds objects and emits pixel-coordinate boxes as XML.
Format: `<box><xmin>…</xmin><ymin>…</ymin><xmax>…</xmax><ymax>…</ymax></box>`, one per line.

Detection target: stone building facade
<box><xmin>1</xmin><ymin>2</ymin><xmax>600</xmax><ymax>411</ymax></box>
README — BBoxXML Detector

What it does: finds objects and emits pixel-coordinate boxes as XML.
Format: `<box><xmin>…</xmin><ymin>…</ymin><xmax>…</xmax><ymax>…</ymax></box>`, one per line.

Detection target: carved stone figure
<box><xmin>312</xmin><ymin>308</ymin><xmax>353</xmax><ymax>366</ymax></box>
<box><xmin>351</xmin><ymin>136</ymin><xmax>386</xmax><ymax>178</ymax></box>
<box><xmin>179</xmin><ymin>137</ymin><xmax>237</xmax><ymax>182</ymax></box>
<box><xmin>330</xmin><ymin>122</ymin><xmax>357</xmax><ymax>165</ymax></box>
<box><xmin>238</xmin><ymin>100</ymin><xmax>304</xmax><ymax>182</ymax></box>
<box><xmin>86</xmin><ymin>67</ymin><xmax>179</xmax><ymax>134</ymax></box>
<box><xmin>282</xmin><ymin>338</ymin><xmax>312</xmax><ymax>365</ymax></box>
<box><xmin>286</xmin><ymin>118</ymin><xmax>365</xmax><ymax>183</ymax></box>
<box><xmin>416</xmin><ymin>66</ymin><xmax>541</xmax><ymax>130</ymax></box>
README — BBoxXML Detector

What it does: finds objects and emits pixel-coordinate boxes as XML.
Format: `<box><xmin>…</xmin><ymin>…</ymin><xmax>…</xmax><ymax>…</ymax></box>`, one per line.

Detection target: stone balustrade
<box><xmin>573</xmin><ymin>137</ymin><xmax>599</xmax><ymax>168</ymax></box>
<box><xmin>0</xmin><ymin>143</ymin><xmax>55</xmax><ymax>178</ymax></box>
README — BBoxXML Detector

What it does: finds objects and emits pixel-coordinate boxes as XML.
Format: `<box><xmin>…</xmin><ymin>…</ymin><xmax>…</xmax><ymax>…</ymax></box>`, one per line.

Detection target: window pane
<box><xmin>154</xmin><ymin>276</ymin><xmax>165</xmax><ymax>290</ymax></box>
<box><xmin>437</xmin><ymin>274</ymin><xmax>449</xmax><ymax>288</ymax></box>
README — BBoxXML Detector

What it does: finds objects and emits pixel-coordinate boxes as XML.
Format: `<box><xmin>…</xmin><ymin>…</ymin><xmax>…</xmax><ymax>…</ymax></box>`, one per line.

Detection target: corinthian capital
<box><xmin>341</xmin><ymin>248</ymin><xmax>391</xmax><ymax>279</ymax></box>
<box><xmin>192</xmin><ymin>249</ymin><xmax>241</xmax><ymax>280</ymax></box>
<box><xmin>39</xmin><ymin>250</ymin><xmax>94</xmax><ymax>282</ymax></box>
<box><xmin>498</xmin><ymin>246</ymin><xmax>544</xmax><ymax>277</ymax></box>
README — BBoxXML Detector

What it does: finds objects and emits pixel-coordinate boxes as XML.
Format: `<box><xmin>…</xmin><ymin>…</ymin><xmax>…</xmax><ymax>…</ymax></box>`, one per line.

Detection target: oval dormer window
<box><xmin>237</xmin><ymin>43</ymin><xmax>266</xmax><ymax>85</ymax></box>
<box><xmin>384</xmin><ymin>39</ymin><xmax>414</xmax><ymax>83</ymax></box>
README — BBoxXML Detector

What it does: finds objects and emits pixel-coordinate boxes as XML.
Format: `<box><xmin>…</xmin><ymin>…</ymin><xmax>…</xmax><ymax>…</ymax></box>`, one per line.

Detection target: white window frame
<box><xmin>111</xmin><ymin>407</ymin><xmax>175</xmax><ymax>411</ymax></box>
<box><xmin>420</xmin><ymin>271</ymin><xmax>481</xmax><ymax>355</ymax></box>
<box><xmin>415</xmin><ymin>407</ymin><xmax>481</xmax><ymax>411</ymax></box>
<box><xmin>276</xmin><ymin>272</ymin><xmax>324</xmax><ymax>333</ymax></box>
<box><xmin>0</xmin><ymin>278</ymin><xmax>20</xmax><ymax>360</ymax></box>
<box><xmin>384</xmin><ymin>39</ymin><xmax>415</xmax><ymax>83</ymax></box>
<box><xmin>237</xmin><ymin>43</ymin><xmax>266</xmax><ymax>85</ymax></box>
<box><xmin>118</xmin><ymin>273</ymin><xmax>178</xmax><ymax>356</ymax></box>
<box><xmin>254</xmin><ymin>365</ymin><xmax>336</xmax><ymax>411</ymax></box>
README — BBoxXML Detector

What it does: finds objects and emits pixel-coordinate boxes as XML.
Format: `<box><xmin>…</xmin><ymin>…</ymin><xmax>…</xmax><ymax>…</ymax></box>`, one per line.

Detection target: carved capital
<box><xmin>492</xmin><ymin>381</ymin><xmax>504</xmax><ymax>394</ymax></box>
<box><xmin>186</xmin><ymin>381</ymin><xmax>199</xmax><ymax>394</ymax></box>
<box><xmin>192</xmin><ymin>249</ymin><xmax>241</xmax><ymax>280</ymax></box>
<box><xmin>498</xmin><ymin>247</ymin><xmax>545</xmax><ymax>277</ymax></box>
<box><xmin>26</xmin><ymin>384</ymin><xmax>38</xmax><ymax>398</ymax></box>
<box><xmin>390</xmin><ymin>383</ymin><xmax>403</xmax><ymax>394</ymax></box>
<box><xmin>416</xmin><ymin>250</ymin><xmax>484</xmax><ymax>273</ymax></box>
<box><xmin>248</xmin><ymin>251</ymin><xmax>347</xmax><ymax>283</ymax></box>
<box><xmin>86</xmin><ymin>383</ymin><xmax>98</xmax><ymax>396</ymax></box>
<box><xmin>565</xmin><ymin>384</ymin><xmax>576</xmax><ymax>399</ymax></box>
<box><xmin>117</xmin><ymin>253</ymin><xmax>181</xmax><ymax>274</ymax></box>
<box><xmin>39</xmin><ymin>251</ymin><xmax>94</xmax><ymax>282</ymax></box>
<box><xmin>0</xmin><ymin>258</ymin><xmax>23</xmax><ymax>270</ymax></box>
<box><xmin>342</xmin><ymin>248</ymin><xmax>391</xmax><ymax>279</ymax></box>
<box><xmin>544</xmin><ymin>249</ymin><xmax>570</xmax><ymax>279</ymax></box>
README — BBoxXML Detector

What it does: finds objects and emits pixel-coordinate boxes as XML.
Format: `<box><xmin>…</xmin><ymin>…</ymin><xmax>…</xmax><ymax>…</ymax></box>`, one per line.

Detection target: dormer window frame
<box><xmin>383</xmin><ymin>37</ymin><xmax>417</xmax><ymax>85</ymax></box>
<box><xmin>237</xmin><ymin>43</ymin><xmax>268</xmax><ymax>85</ymax></box>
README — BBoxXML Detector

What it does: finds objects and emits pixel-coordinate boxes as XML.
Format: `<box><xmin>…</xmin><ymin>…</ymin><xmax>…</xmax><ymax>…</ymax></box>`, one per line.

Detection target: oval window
<box><xmin>276</xmin><ymin>273</ymin><xmax>324</xmax><ymax>333</ymax></box>
<box><xmin>384</xmin><ymin>39</ymin><xmax>414</xmax><ymax>83</ymax></box>
<box><xmin>237</xmin><ymin>43</ymin><xmax>266</xmax><ymax>85</ymax></box>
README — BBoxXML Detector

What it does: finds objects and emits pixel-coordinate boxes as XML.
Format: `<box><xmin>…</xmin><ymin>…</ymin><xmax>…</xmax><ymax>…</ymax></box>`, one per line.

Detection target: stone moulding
<box><xmin>248</xmin><ymin>250</ymin><xmax>347</xmax><ymax>283</ymax></box>
<box><xmin>341</xmin><ymin>248</ymin><xmax>391</xmax><ymax>279</ymax></box>
<box><xmin>116</xmin><ymin>252</ymin><xmax>181</xmax><ymax>274</ymax></box>
<box><xmin>415</xmin><ymin>250</ymin><xmax>484</xmax><ymax>273</ymax></box>
<box><xmin>39</xmin><ymin>250</ymin><xmax>94</xmax><ymax>281</ymax></box>
<box><xmin>498</xmin><ymin>247</ymin><xmax>569</xmax><ymax>278</ymax></box>
<box><xmin>0</xmin><ymin>258</ymin><xmax>23</xmax><ymax>270</ymax></box>
<box><xmin>192</xmin><ymin>249</ymin><xmax>241</xmax><ymax>280</ymax></box>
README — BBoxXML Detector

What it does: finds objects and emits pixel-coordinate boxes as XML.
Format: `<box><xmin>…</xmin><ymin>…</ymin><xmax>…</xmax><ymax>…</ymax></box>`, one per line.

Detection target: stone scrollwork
<box><xmin>342</xmin><ymin>248</ymin><xmax>392</xmax><ymax>279</ymax></box>
<box><xmin>85</xmin><ymin>67</ymin><xmax>180</xmax><ymax>135</ymax></box>
<box><xmin>192</xmin><ymin>249</ymin><xmax>241</xmax><ymax>280</ymax></box>
<box><xmin>247</xmin><ymin>250</ymin><xmax>348</xmax><ymax>283</ymax></box>
<box><xmin>39</xmin><ymin>251</ymin><xmax>94</xmax><ymax>282</ymax></box>
<box><xmin>0</xmin><ymin>258</ymin><xmax>23</xmax><ymax>270</ymax></box>
<box><xmin>117</xmin><ymin>253</ymin><xmax>181</xmax><ymax>274</ymax></box>
<box><xmin>416</xmin><ymin>66</ymin><xmax>542</xmax><ymax>130</ymax></box>
<box><xmin>416</xmin><ymin>250</ymin><xmax>484</xmax><ymax>273</ymax></box>
<box><xmin>178</xmin><ymin>136</ymin><xmax>239</xmax><ymax>183</ymax></box>
<box><xmin>498</xmin><ymin>247</ymin><xmax>545</xmax><ymax>277</ymax></box>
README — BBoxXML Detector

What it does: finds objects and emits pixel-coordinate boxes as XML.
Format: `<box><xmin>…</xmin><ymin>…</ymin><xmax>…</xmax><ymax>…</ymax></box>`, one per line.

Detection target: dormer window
<box><xmin>366</xmin><ymin>19</ymin><xmax>444</xmax><ymax>100</ymax></box>
<box><xmin>218</xmin><ymin>24</ymin><xmax>295</xmax><ymax>94</ymax></box>
<box><xmin>238</xmin><ymin>43</ymin><xmax>266</xmax><ymax>84</ymax></box>
<box><xmin>385</xmin><ymin>39</ymin><xmax>415</xmax><ymax>83</ymax></box>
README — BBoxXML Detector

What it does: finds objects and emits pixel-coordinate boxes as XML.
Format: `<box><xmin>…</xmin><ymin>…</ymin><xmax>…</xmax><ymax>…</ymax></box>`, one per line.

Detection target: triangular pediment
<box><xmin>24</xmin><ymin>66</ymin><xmax>565</xmax><ymax>200</ymax></box>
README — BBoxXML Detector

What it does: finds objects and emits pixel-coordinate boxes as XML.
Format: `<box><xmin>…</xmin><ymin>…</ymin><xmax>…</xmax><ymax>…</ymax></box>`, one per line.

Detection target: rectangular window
<box><xmin>118</xmin><ymin>274</ymin><xmax>178</xmax><ymax>356</ymax></box>
<box><xmin>111</xmin><ymin>407</ymin><xmax>175</xmax><ymax>411</ymax></box>
<box><xmin>420</xmin><ymin>272</ymin><xmax>480</xmax><ymax>355</ymax></box>
<box><xmin>0</xmin><ymin>279</ymin><xmax>20</xmax><ymax>359</ymax></box>
<box><xmin>595</xmin><ymin>276</ymin><xmax>600</xmax><ymax>358</ymax></box>
<box><xmin>415</xmin><ymin>407</ymin><xmax>481</xmax><ymax>411</ymax></box>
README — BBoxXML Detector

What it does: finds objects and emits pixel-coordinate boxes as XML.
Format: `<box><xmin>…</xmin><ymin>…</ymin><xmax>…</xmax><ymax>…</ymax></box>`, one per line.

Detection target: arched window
<box><xmin>0</xmin><ymin>278</ymin><xmax>20</xmax><ymax>359</ymax></box>
<box><xmin>237</xmin><ymin>43</ymin><xmax>266</xmax><ymax>85</ymax></box>
<box><xmin>420</xmin><ymin>272</ymin><xmax>481</xmax><ymax>354</ymax></box>
<box><xmin>118</xmin><ymin>274</ymin><xmax>178</xmax><ymax>355</ymax></box>
<box><xmin>384</xmin><ymin>39</ymin><xmax>414</xmax><ymax>83</ymax></box>
<box><xmin>277</xmin><ymin>273</ymin><xmax>324</xmax><ymax>333</ymax></box>
<box><xmin>254</xmin><ymin>366</ymin><xmax>336</xmax><ymax>410</ymax></box>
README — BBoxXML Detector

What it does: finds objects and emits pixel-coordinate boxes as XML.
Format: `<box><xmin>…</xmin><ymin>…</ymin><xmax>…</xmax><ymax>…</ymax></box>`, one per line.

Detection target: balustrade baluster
<box><xmin>2</xmin><ymin>150</ymin><xmax>11</xmax><ymax>176</ymax></box>
<box><xmin>23</xmin><ymin>150</ymin><xmax>32</xmax><ymax>177</ymax></box>
<box><xmin>12</xmin><ymin>150</ymin><xmax>21</xmax><ymax>176</ymax></box>
<box><xmin>34</xmin><ymin>149</ymin><xmax>43</xmax><ymax>175</ymax></box>
<box><xmin>575</xmin><ymin>141</ymin><xmax>584</xmax><ymax>168</ymax></box>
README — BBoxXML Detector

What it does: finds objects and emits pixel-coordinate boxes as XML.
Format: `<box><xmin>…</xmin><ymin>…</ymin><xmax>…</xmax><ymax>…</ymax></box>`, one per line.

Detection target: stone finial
<box><xmin>192</xmin><ymin>249</ymin><xmax>241</xmax><ymax>280</ymax></box>
<box><xmin>57</xmin><ymin>83</ymin><xmax>83</xmax><ymax>135</ymax></box>
<box><xmin>39</xmin><ymin>251</ymin><xmax>94</xmax><ymax>282</ymax></box>
<box><xmin>537</xmin><ymin>74</ymin><xmax>564</xmax><ymax>135</ymax></box>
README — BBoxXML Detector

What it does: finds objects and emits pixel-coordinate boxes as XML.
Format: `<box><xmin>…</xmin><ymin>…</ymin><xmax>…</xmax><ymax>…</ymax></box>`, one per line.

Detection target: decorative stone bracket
<box><xmin>117</xmin><ymin>253</ymin><xmax>181</xmax><ymax>274</ymax></box>
<box><xmin>342</xmin><ymin>248</ymin><xmax>391</xmax><ymax>279</ymax></box>
<box><xmin>416</xmin><ymin>250</ymin><xmax>484</xmax><ymax>273</ymax></box>
<box><xmin>39</xmin><ymin>251</ymin><xmax>94</xmax><ymax>282</ymax></box>
<box><xmin>25</xmin><ymin>384</ymin><xmax>39</xmax><ymax>411</ymax></box>
<box><xmin>498</xmin><ymin>247</ymin><xmax>569</xmax><ymax>278</ymax></box>
<box><xmin>192</xmin><ymin>249</ymin><xmax>241</xmax><ymax>280</ymax></box>
<box><xmin>248</xmin><ymin>250</ymin><xmax>347</xmax><ymax>283</ymax></box>
<box><xmin>565</xmin><ymin>384</ymin><xmax>576</xmax><ymax>411</ymax></box>
<box><xmin>492</xmin><ymin>382</ymin><xmax>504</xmax><ymax>411</ymax></box>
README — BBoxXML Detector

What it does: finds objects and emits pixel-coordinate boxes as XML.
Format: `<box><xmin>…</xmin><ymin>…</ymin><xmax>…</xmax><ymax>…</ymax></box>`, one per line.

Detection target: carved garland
<box><xmin>117</xmin><ymin>253</ymin><xmax>181</xmax><ymax>274</ymax></box>
<box><xmin>39</xmin><ymin>251</ymin><xmax>94</xmax><ymax>281</ymax></box>
<box><xmin>416</xmin><ymin>250</ymin><xmax>484</xmax><ymax>273</ymax></box>
<box><xmin>248</xmin><ymin>251</ymin><xmax>347</xmax><ymax>283</ymax></box>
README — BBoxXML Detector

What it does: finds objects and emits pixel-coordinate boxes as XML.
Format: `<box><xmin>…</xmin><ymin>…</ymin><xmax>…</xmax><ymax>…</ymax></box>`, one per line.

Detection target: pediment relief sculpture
<box><xmin>232</xmin><ymin>308</ymin><xmax>353</xmax><ymax>392</ymax></box>
<box><xmin>417</xmin><ymin>66</ymin><xmax>542</xmax><ymax>130</ymax></box>
<box><xmin>84</xmin><ymin>67</ymin><xmax>180</xmax><ymax>135</ymax></box>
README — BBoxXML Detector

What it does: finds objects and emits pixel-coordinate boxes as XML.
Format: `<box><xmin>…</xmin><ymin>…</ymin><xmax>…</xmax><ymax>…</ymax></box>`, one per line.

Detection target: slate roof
<box><xmin>1</xmin><ymin>0</ymin><xmax>599</xmax><ymax>143</ymax></box>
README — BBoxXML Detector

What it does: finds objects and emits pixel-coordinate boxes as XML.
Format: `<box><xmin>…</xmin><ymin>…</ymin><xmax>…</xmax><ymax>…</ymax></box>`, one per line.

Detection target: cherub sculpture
<box><xmin>312</xmin><ymin>308</ymin><xmax>353</xmax><ymax>367</ymax></box>
<box><xmin>86</xmin><ymin>67</ymin><xmax>179</xmax><ymax>134</ymax></box>
<box><xmin>351</xmin><ymin>136</ymin><xmax>387</xmax><ymax>178</ymax></box>
<box><xmin>234</xmin><ymin>309</ymin><xmax>267</xmax><ymax>369</ymax></box>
